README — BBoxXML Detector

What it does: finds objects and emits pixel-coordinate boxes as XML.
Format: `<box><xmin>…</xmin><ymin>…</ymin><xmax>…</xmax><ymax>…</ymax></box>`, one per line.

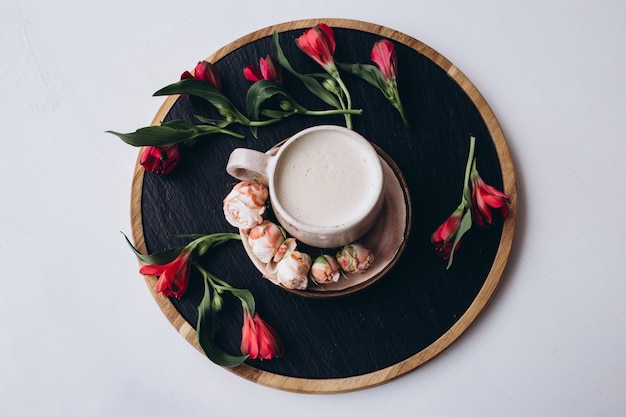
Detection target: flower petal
<box><xmin>370</xmin><ymin>39</ymin><xmax>397</xmax><ymax>80</ymax></box>
<box><xmin>243</xmin><ymin>65</ymin><xmax>263</xmax><ymax>83</ymax></box>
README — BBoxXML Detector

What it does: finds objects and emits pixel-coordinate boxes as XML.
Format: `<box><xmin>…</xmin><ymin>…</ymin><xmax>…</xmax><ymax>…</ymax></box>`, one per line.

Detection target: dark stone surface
<box><xmin>141</xmin><ymin>27</ymin><xmax>504</xmax><ymax>379</ymax></box>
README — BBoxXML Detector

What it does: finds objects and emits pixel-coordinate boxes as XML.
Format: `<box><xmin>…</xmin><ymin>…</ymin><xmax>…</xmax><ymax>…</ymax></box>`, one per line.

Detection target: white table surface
<box><xmin>2</xmin><ymin>0</ymin><xmax>625</xmax><ymax>415</ymax></box>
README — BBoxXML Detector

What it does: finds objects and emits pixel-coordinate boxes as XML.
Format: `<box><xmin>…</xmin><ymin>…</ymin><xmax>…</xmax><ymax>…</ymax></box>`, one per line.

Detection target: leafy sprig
<box><xmin>272</xmin><ymin>30</ymin><xmax>342</xmax><ymax>110</ymax></box>
<box><xmin>272</xmin><ymin>29</ymin><xmax>359</xmax><ymax>129</ymax></box>
<box><xmin>245</xmin><ymin>79</ymin><xmax>362</xmax><ymax>122</ymax></box>
<box><xmin>339</xmin><ymin>61</ymin><xmax>409</xmax><ymax>128</ymax></box>
<box><xmin>107</xmin><ymin>120</ymin><xmax>243</xmax><ymax>147</ymax></box>
<box><xmin>125</xmin><ymin>232</ymin><xmax>260</xmax><ymax>367</ymax></box>
<box><xmin>445</xmin><ymin>136</ymin><xmax>475</xmax><ymax>268</ymax></box>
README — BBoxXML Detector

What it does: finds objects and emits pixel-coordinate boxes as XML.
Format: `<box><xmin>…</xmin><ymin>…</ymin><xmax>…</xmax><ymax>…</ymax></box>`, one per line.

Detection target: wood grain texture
<box><xmin>130</xmin><ymin>18</ymin><xmax>517</xmax><ymax>393</ymax></box>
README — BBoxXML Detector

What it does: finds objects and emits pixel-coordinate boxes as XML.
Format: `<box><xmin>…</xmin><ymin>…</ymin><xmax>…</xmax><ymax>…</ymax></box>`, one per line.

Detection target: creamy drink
<box><xmin>226</xmin><ymin>125</ymin><xmax>384</xmax><ymax>248</ymax></box>
<box><xmin>273</xmin><ymin>129</ymin><xmax>379</xmax><ymax>228</ymax></box>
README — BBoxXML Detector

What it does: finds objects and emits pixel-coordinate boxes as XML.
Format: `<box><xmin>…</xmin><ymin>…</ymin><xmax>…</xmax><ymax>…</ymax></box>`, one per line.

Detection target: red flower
<box><xmin>181</xmin><ymin>60</ymin><xmax>221</xmax><ymax>90</ymax></box>
<box><xmin>471</xmin><ymin>174</ymin><xmax>510</xmax><ymax>227</ymax></box>
<box><xmin>432</xmin><ymin>207</ymin><xmax>464</xmax><ymax>260</ymax></box>
<box><xmin>370</xmin><ymin>39</ymin><xmax>397</xmax><ymax>80</ymax></box>
<box><xmin>139</xmin><ymin>248</ymin><xmax>192</xmax><ymax>298</ymax></box>
<box><xmin>243</xmin><ymin>55</ymin><xmax>283</xmax><ymax>85</ymax></box>
<box><xmin>296</xmin><ymin>23</ymin><xmax>337</xmax><ymax>71</ymax></box>
<box><xmin>139</xmin><ymin>145</ymin><xmax>181</xmax><ymax>176</ymax></box>
<box><xmin>240</xmin><ymin>308</ymin><xmax>284</xmax><ymax>360</ymax></box>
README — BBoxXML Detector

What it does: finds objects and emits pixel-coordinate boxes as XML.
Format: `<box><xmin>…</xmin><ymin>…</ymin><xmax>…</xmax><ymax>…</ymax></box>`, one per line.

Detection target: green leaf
<box><xmin>226</xmin><ymin>287</ymin><xmax>256</xmax><ymax>316</ymax></box>
<box><xmin>260</xmin><ymin>109</ymin><xmax>296</xmax><ymax>119</ymax></box>
<box><xmin>171</xmin><ymin>232</ymin><xmax>240</xmax><ymax>242</ymax></box>
<box><xmin>272</xmin><ymin>30</ymin><xmax>341</xmax><ymax>109</ymax></box>
<box><xmin>106</xmin><ymin>120</ymin><xmax>243</xmax><ymax>147</ymax></box>
<box><xmin>106</xmin><ymin>123</ymin><xmax>204</xmax><ymax>147</ymax></box>
<box><xmin>154</xmin><ymin>79</ymin><xmax>250</xmax><ymax>124</ymax></box>
<box><xmin>338</xmin><ymin>62</ymin><xmax>388</xmax><ymax>96</ymax></box>
<box><xmin>203</xmin><ymin>271</ymin><xmax>256</xmax><ymax>315</ymax></box>
<box><xmin>338</xmin><ymin>62</ymin><xmax>410</xmax><ymax>128</ymax></box>
<box><xmin>193</xmin><ymin>115</ymin><xmax>234</xmax><ymax>128</ymax></box>
<box><xmin>121</xmin><ymin>232</ymin><xmax>182</xmax><ymax>265</ymax></box>
<box><xmin>245</xmin><ymin>80</ymin><xmax>303</xmax><ymax>121</ymax></box>
<box><xmin>446</xmin><ymin>204</ymin><xmax>473</xmax><ymax>269</ymax></box>
<box><xmin>297</xmin><ymin>74</ymin><xmax>342</xmax><ymax>109</ymax></box>
<box><xmin>197</xmin><ymin>276</ymin><xmax>249</xmax><ymax>367</ymax></box>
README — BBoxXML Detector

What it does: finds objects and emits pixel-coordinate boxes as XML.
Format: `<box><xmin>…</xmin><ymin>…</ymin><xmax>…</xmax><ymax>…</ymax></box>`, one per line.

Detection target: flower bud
<box><xmin>223</xmin><ymin>181</ymin><xmax>269</xmax><ymax>230</ymax></box>
<box><xmin>244</xmin><ymin>56</ymin><xmax>283</xmax><ymax>85</ymax></box>
<box><xmin>279</xmin><ymin>100</ymin><xmax>294</xmax><ymax>111</ymax></box>
<box><xmin>276</xmin><ymin>250</ymin><xmax>311</xmax><ymax>290</ymax></box>
<box><xmin>370</xmin><ymin>39</ymin><xmax>397</xmax><ymax>81</ymax></box>
<box><xmin>272</xmin><ymin>237</ymin><xmax>297</xmax><ymax>263</ymax></box>
<box><xmin>310</xmin><ymin>255</ymin><xmax>341</xmax><ymax>284</ymax></box>
<box><xmin>211</xmin><ymin>292</ymin><xmax>224</xmax><ymax>312</ymax></box>
<box><xmin>336</xmin><ymin>244</ymin><xmax>374</xmax><ymax>274</ymax></box>
<box><xmin>240</xmin><ymin>308</ymin><xmax>284</xmax><ymax>360</ymax></box>
<box><xmin>322</xmin><ymin>78</ymin><xmax>339</xmax><ymax>94</ymax></box>
<box><xmin>431</xmin><ymin>206</ymin><xmax>464</xmax><ymax>260</ymax></box>
<box><xmin>259</xmin><ymin>55</ymin><xmax>283</xmax><ymax>85</ymax></box>
<box><xmin>247</xmin><ymin>221</ymin><xmax>286</xmax><ymax>263</ymax></box>
<box><xmin>219</xmin><ymin>109</ymin><xmax>236</xmax><ymax>123</ymax></box>
<box><xmin>193</xmin><ymin>61</ymin><xmax>222</xmax><ymax>90</ymax></box>
<box><xmin>139</xmin><ymin>145</ymin><xmax>181</xmax><ymax>176</ymax></box>
<box><xmin>139</xmin><ymin>247</ymin><xmax>192</xmax><ymax>299</ymax></box>
<box><xmin>470</xmin><ymin>171</ymin><xmax>510</xmax><ymax>227</ymax></box>
<box><xmin>296</xmin><ymin>23</ymin><xmax>337</xmax><ymax>72</ymax></box>
<box><xmin>243</xmin><ymin>65</ymin><xmax>264</xmax><ymax>83</ymax></box>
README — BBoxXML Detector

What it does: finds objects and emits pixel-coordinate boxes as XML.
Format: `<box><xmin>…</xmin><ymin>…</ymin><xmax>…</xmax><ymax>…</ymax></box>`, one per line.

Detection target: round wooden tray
<box><xmin>130</xmin><ymin>18</ymin><xmax>517</xmax><ymax>393</ymax></box>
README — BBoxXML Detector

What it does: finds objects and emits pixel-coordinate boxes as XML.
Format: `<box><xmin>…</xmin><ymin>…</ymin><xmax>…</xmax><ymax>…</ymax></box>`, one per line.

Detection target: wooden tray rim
<box><xmin>130</xmin><ymin>17</ymin><xmax>518</xmax><ymax>393</ymax></box>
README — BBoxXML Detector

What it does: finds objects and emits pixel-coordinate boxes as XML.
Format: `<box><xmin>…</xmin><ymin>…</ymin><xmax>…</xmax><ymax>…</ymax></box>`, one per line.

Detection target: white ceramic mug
<box><xmin>226</xmin><ymin>125</ymin><xmax>385</xmax><ymax>248</ymax></box>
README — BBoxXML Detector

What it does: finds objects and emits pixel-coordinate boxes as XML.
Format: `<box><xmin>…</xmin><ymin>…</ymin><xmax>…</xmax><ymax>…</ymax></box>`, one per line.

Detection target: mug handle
<box><xmin>226</xmin><ymin>148</ymin><xmax>272</xmax><ymax>185</ymax></box>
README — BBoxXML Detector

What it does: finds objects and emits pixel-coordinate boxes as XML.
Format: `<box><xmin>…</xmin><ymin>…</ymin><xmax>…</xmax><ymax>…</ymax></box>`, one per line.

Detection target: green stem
<box><xmin>335</xmin><ymin>75</ymin><xmax>352</xmax><ymax>110</ymax></box>
<box><xmin>333</xmin><ymin>74</ymin><xmax>353</xmax><ymax>129</ymax></box>
<box><xmin>245</xmin><ymin>118</ymin><xmax>284</xmax><ymax>127</ymax></box>
<box><xmin>204</xmin><ymin>232</ymin><xmax>242</xmax><ymax>244</ymax></box>
<box><xmin>462</xmin><ymin>136</ymin><xmax>477</xmax><ymax>202</ymax></box>
<box><xmin>391</xmin><ymin>91</ymin><xmax>410</xmax><ymax>129</ymax></box>
<box><xmin>194</xmin><ymin>262</ymin><xmax>255</xmax><ymax>314</ymax></box>
<box><xmin>215</xmin><ymin>128</ymin><xmax>245</xmax><ymax>139</ymax></box>
<box><xmin>443</xmin><ymin>136</ymin><xmax>478</xmax><ymax>270</ymax></box>
<box><xmin>303</xmin><ymin>108</ymin><xmax>363</xmax><ymax>117</ymax></box>
<box><xmin>195</xmin><ymin>263</ymin><xmax>227</xmax><ymax>291</ymax></box>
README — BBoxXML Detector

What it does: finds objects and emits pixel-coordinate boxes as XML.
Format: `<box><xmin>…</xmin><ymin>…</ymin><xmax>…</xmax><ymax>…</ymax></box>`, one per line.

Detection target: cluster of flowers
<box><xmin>431</xmin><ymin>136</ymin><xmax>511</xmax><ymax>268</ymax></box>
<box><xmin>108</xmin><ymin>22</ymin><xmax>408</xmax><ymax>177</ymax></box>
<box><xmin>136</xmin><ymin>60</ymin><xmax>234</xmax><ymax>176</ymax></box>
<box><xmin>128</xmin><ymin>232</ymin><xmax>284</xmax><ymax>365</ymax></box>
<box><xmin>223</xmin><ymin>181</ymin><xmax>374</xmax><ymax>290</ymax></box>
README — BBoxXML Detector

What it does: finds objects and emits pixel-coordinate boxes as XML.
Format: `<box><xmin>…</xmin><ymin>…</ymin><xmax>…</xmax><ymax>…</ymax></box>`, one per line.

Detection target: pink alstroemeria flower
<box><xmin>243</xmin><ymin>56</ymin><xmax>283</xmax><ymax>85</ymax></box>
<box><xmin>471</xmin><ymin>173</ymin><xmax>510</xmax><ymax>227</ymax></box>
<box><xmin>181</xmin><ymin>60</ymin><xmax>222</xmax><ymax>90</ymax></box>
<box><xmin>240</xmin><ymin>308</ymin><xmax>284</xmax><ymax>360</ymax></box>
<box><xmin>370</xmin><ymin>39</ymin><xmax>397</xmax><ymax>81</ymax></box>
<box><xmin>370</xmin><ymin>39</ymin><xmax>409</xmax><ymax>127</ymax></box>
<box><xmin>139</xmin><ymin>145</ymin><xmax>181</xmax><ymax>176</ymax></box>
<box><xmin>139</xmin><ymin>247</ymin><xmax>192</xmax><ymax>298</ymax></box>
<box><xmin>296</xmin><ymin>23</ymin><xmax>337</xmax><ymax>72</ymax></box>
<box><xmin>431</xmin><ymin>207</ymin><xmax>464</xmax><ymax>260</ymax></box>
